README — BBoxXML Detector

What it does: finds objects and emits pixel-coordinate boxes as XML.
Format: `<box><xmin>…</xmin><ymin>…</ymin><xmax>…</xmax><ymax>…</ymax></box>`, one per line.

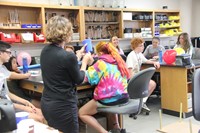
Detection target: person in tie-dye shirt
<box><xmin>79</xmin><ymin>41</ymin><xmax>130</xmax><ymax>133</ymax></box>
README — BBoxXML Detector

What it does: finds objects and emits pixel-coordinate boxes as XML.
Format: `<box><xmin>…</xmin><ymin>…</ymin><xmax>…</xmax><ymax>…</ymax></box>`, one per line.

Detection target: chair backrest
<box><xmin>127</xmin><ymin>67</ymin><xmax>156</xmax><ymax>99</ymax></box>
<box><xmin>120</xmin><ymin>54</ymin><xmax>127</xmax><ymax>62</ymax></box>
<box><xmin>192</xmin><ymin>68</ymin><xmax>200</xmax><ymax>121</ymax></box>
<box><xmin>192</xmin><ymin>48</ymin><xmax>200</xmax><ymax>59</ymax></box>
<box><xmin>0</xmin><ymin>99</ymin><xmax>17</xmax><ymax>132</ymax></box>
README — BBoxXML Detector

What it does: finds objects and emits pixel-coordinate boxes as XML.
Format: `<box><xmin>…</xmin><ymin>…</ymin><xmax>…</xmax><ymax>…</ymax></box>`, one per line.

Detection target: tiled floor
<box><xmin>123</xmin><ymin>96</ymin><xmax>200</xmax><ymax>133</ymax></box>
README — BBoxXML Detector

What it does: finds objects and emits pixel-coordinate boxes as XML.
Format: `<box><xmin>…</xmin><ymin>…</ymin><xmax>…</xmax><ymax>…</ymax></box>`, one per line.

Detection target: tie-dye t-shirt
<box><xmin>85</xmin><ymin>54</ymin><xmax>128</xmax><ymax>103</ymax></box>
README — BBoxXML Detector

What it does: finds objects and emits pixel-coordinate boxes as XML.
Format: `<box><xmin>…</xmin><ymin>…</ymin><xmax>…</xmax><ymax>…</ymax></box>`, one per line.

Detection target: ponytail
<box><xmin>96</xmin><ymin>42</ymin><xmax>130</xmax><ymax>78</ymax></box>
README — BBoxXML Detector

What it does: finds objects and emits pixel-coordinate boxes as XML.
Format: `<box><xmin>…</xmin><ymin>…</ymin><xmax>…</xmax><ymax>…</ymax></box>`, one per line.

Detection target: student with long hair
<box><xmin>174</xmin><ymin>32</ymin><xmax>194</xmax><ymax>57</ymax></box>
<box><xmin>79</xmin><ymin>41</ymin><xmax>130</xmax><ymax>133</ymax></box>
<box><xmin>110</xmin><ymin>36</ymin><xmax>124</xmax><ymax>55</ymax></box>
<box><xmin>3</xmin><ymin>56</ymin><xmax>41</xmax><ymax>108</ymax></box>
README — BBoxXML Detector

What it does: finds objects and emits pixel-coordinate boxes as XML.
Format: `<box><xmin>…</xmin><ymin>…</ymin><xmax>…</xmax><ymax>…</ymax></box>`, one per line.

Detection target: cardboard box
<box><xmin>123</xmin><ymin>12</ymin><xmax>132</xmax><ymax>20</ymax></box>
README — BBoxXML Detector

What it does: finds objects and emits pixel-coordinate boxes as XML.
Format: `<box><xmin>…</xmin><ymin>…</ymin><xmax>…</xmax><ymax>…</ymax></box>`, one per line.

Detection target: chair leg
<box><xmin>129</xmin><ymin>114</ymin><xmax>137</xmax><ymax>119</ymax></box>
<box><xmin>120</xmin><ymin>129</ymin><xmax>126</xmax><ymax>133</ymax></box>
<box><xmin>141</xmin><ymin>107</ymin><xmax>150</xmax><ymax>115</ymax></box>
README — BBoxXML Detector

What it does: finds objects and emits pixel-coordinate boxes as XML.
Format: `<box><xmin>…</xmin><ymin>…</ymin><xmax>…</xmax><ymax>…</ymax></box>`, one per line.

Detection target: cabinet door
<box><xmin>83</xmin><ymin>9</ymin><xmax>122</xmax><ymax>40</ymax></box>
<box><xmin>154</xmin><ymin>11</ymin><xmax>180</xmax><ymax>37</ymax></box>
<box><xmin>122</xmin><ymin>10</ymin><xmax>153</xmax><ymax>39</ymax></box>
<box><xmin>0</xmin><ymin>5</ymin><xmax>42</xmax><ymax>34</ymax></box>
<box><xmin>44</xmin><ymin>7</ymin><xmax>81</xmax><ymax>42</ymax></box>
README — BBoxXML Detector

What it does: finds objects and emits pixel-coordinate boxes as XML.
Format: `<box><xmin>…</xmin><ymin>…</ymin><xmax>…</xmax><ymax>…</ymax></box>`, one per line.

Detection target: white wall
<box><xmin>179</xmin><ymin>0</ymin><xmax>192</xmax><ymax>36</ymax></box>
<box><xmin>0</xmin><ymin>0</ymin><xmax>180</xmax><ymax>8</ymax></box>
<box><xmin>125</xmin><ymin>0</ymin><xmax>180</xmax><ymax>10</ymax></box>
<box><xmin>191</xmin><ymin>0</ymin><xmax>200</xmax><ymax>37</ymax></box>
<box><xmin>0</xmin><ymin>0</ymin><xmax>49</xmax><ymax>4</ymax></box>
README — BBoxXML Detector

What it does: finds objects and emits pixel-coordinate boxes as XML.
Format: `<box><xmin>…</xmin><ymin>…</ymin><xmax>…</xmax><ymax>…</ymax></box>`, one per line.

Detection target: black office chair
<box><xmin>0</xmin><ymin>99</ymin><xmax>17</xmax><ymax>132</ymax></box>
<box><xmin>192</xmin><ymin>68</ymin><xmax>200</xmax><ymax>133</ymax></box>
<box><xmin>97</xmin><ymin>67</ymin><xmax>155</xmax><ymax>131</ymax></box>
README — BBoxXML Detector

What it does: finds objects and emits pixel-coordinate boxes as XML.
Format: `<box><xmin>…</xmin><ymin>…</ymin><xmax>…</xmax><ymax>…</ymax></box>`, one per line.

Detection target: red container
<box><xmin>0</xmin><ymin>32</ymin><xmax>16</xmax><ymax>43</ymax></box>
<box><xmin>11</xmin><ymin>33</ymin><xmax>21</xmax><ymax>43</ymax></box>
<box><xmin>33</xmin><ymin>32</ymin><xmax>45</xmax><ymax>43</ymax></box>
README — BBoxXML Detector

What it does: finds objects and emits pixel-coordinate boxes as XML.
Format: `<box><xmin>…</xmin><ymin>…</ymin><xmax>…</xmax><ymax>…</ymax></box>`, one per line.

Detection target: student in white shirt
<box><xmin>0</xmin><ymin>40</ymin><xmax>44</xmax><ymax>123</ymax></box>
<box><xmin>126</xmin><ymin>37</ymin><xmax>160</xmax><ymax>112</ymax></box>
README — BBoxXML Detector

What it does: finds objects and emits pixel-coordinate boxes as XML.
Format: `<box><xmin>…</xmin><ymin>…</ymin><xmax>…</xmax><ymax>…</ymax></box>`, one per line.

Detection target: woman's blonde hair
<box><xmin>96</xmin><ymin>41</ymin><xmax>130</xmax><ymax>78</ymax></box>
<box><xmin>130</xmin><ymin>37</ymin><xmax>144</xmax><ymax>50</ymax></box>
<box><xmin>46</xmin><ymin>16</ymin><xmax>73</xmax><ymax>44</ymax></box>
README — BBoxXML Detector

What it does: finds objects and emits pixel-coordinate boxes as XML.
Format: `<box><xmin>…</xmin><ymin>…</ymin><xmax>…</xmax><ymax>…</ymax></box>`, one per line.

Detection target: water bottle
<box><xmin>154</xmin><ymin>24</ymin><xmax>160</xmax><ymax>37</ymax></box>
<box><xmin>158</xmin><ymin>50</ymin><xmax>162</xmax><ymax>63</ymax></box>
<box><xmin>22</xmin><ymin>57</ymin><xmax>28</xmax><ymax>73</ymax></box>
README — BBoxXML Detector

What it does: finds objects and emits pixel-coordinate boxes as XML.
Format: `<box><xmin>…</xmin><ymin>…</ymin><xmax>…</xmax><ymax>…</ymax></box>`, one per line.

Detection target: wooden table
<box><xmin>20</xmin><ymin>76</ymin><xmax>94</xmax><ymax>93</ymax></box>
<box><xmin>142</xmin><ymin>63</ymin><xmax>200</xmax><ymax>118</ymax></box>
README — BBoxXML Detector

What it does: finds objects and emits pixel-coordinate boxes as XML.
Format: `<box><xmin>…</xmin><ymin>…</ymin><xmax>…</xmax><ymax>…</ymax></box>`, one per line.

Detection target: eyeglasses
<box><xmin>0</xmin><ymin>50</ymin><xmax>12</xmax><ymax>55</ymax></box>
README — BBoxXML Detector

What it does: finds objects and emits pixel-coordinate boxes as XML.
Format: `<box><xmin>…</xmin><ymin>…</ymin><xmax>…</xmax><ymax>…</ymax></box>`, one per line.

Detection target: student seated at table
<box><xmin>3</xmin><ymin>56</ymin><xmax>41</xmax><ymax>108</ymax></box>
<box><xmin>126</xmin><ymin>37</ymin><xmax>160</xmax><ymax>112</ymax></box>
<box><xmin>110</xmin><ymin>36</ymin><xmax>124</xmax><ymax>55</ymax></box>
<box><xmin>143</xmin><ymin>36</ymin><xmax>165</xmax><ymax>59</ymax></box>
<box><xmin>79</xmin><ymin>41</ymin><xmax>130</xmax><ymax>133</ymax></box>
<box><xmin>0</xmin><ymin>40</ymin><xmax>44</xmax><ymax>123</ymax></box>
<box><xmin>173</xmin><ymin>32</ymin><xmax>194</xmax><ymax>58</ymax></box>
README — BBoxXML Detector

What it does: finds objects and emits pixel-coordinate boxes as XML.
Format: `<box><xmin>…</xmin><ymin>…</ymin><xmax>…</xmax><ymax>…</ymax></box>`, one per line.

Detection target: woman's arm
<box><xmin>145</xmin><ymin>60</ymin><xmax>160</xmax><ymax>69</ymax></box>
<box><xmin>128</xmin><ymin>68</ymin><xmax>134</xmax><ymax>78</ymax></box>
<box><xmin>9</xmin><ymin>72</ymin><xmax>31</xmax><ymax>80</ymax></box>
<box><xmin>8</xmin><ymin>92</ymin><xmax>36</xmax><ymax>110</ymax></box>
<box><xmin>13</xmin><ymin>103</ymin><xmax>36</xmax><ymax>113</ymax></box>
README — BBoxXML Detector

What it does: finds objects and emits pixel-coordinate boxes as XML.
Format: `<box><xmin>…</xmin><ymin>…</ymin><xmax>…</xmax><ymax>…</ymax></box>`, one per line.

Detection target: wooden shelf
<box><xmin>0</xmin><ymin>2</ymin><xmax>181</xmax><ymax>42</ymax></box>
<box><xmin>159</xmin><ymin>26</ymin><xmax>180</xmax><ymax>29</ymax></box>
<box><xmin>85</xmin><ymin>22</ymin><xmax>119</xmax><ymax>25</ymax></box>
<box><xmin>124</xmin><ymin>20</ymin><xmax>152</xmax><ymax>22</ymax></box>
<box><xmin>10</xmin><ymin>40</ymin><xmax>81</xmax><ymax>45</ymax></box>
<box><xmin>155</xmin><ymin>19</ymin><xmax>180</xmax><ymax>22</ymax></box>
<box><xmin>0</xmin><ymin>27</ymin><xmax>42</xmax><ymax>30</ymax></box>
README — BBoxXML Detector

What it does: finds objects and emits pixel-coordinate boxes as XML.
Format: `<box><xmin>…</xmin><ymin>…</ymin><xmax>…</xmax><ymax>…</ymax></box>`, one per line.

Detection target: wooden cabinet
<box><xmin>82</xmin><ymin>7</ymin><xmax>122</xmax><ymax>40</ymax></box>
<box><xmin>122</xmin><ymin>9</ymin><xmax>153</xmax><ymax>38</ymax></box>
<box><xmin>160</xmin><ymin>66</ymin><xmax>194</xmax><ymax>118</ymax></box>
<box><xmin>142</xmin><ymin>64</ymin><xmax>196</xmax><ymax>118</ymax></box>
<box><xmin>43</xmin><ymin>6</ymin><xmax>81</xmax><ymax>41</ymax></box>
<box><xmin>0</xmin><ymin>3</ymin><xmax>42</xmax><ymax>34</ymax></box>
<box><xmin>0</xmin><ymin>2</ymin><xmax>181</xmax><ymax>43</ymax></box>
<box><xmin>154</xmin><ymin>10</ymin><xmax>181</xmax><ymax>37</ymax></box>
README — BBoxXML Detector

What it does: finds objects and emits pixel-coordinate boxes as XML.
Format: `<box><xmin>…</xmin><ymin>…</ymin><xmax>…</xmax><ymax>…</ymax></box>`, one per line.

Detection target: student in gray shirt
<box><xmin>143</xmin><ymin>37</ymin><xmax>165</xmax><ymax>59</ymax></box>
